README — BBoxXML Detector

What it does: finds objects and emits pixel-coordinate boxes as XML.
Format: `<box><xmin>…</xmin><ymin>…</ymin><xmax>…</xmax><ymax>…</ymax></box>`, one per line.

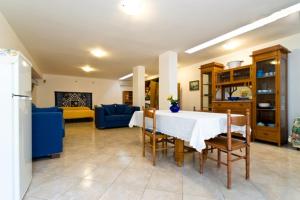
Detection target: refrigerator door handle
<box><xmin>12</xmin><ymin>95</ymin><xmax>32</xmax><ymax>100</ymax></box>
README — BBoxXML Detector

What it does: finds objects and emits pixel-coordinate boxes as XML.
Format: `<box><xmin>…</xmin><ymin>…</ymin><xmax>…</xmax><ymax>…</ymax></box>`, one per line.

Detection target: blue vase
<box><xmin>257</xmin><ymin>69</ymin><xmax>264</xmax><ymax>78</ymax></box>
<box><xmin>170</xmin><ymin>103</ymin><xmax>180</xmax><ymax>113</ymax></box>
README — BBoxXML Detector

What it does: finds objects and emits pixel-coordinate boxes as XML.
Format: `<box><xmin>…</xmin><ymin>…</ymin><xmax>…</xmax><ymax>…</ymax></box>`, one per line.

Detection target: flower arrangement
<box><xmin>167</xmin><ymin>95</ymin><xmax>179</xmax><ymax>105</ymax></box>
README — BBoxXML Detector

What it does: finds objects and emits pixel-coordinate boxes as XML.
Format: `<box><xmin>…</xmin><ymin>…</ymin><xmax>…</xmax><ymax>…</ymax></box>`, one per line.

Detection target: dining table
<box><xmin>129</xmin><ymin>110</ymin><xmax>246</xmax><ymax>167</ymax></box>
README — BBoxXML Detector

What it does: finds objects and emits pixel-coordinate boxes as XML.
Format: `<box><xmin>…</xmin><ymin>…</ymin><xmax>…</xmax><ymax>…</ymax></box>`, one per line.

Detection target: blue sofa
<box><xmin>95</xmin><ymin>104</ymin><xmax>140</xmax><ymax>129</ymax></box>
<box><xmin>32</xmin><ymin>105</ymin><xmax>64</xmax><ymax>158</ymax></box>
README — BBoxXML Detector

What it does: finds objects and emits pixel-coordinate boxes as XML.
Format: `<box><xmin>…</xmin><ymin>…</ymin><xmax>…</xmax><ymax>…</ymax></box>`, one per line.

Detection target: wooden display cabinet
<box><xmin>216</xmin><ymin>65</ymin><xmax>252</xmax><ymax>86</ymax></box>
<box><xmin>122</xmin><ymin>91</ymin><xmax>133</xmax><ymax>105</ymax></box>
<box><xmin>199</xmin><ymin>62</ymin><xmax>224</xmax><ymax>111</ymax></box>
<box><xmin>145</xmin><ymin>78</ymin><xmax>159</xmax><ymax>109</ymax></box>
<box><xmin>252</xmin><ymin>45</ymin><xmax>289</xmax><ymax>146</ymax></box>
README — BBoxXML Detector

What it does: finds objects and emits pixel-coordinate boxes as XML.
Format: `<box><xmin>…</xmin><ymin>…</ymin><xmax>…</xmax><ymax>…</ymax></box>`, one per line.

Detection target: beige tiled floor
<box><xmin>25</xmin><ymin>122</ymin><xmax>300</xmax><ymax>200</ymax></box>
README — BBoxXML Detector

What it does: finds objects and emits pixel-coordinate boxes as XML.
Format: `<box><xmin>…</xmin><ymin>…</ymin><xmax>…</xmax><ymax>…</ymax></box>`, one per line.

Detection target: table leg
<box><xmin>175</xmin><ymin>138</ymin><xmax>184</xmax><ymax>167</ymax></box>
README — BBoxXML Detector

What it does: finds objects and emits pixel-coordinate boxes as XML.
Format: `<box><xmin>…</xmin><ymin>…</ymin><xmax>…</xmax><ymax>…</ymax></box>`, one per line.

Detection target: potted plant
<box><xmin>167</xmin><ymin>95</ymin><xmax>180</xmax><ymax>113</ymax></box>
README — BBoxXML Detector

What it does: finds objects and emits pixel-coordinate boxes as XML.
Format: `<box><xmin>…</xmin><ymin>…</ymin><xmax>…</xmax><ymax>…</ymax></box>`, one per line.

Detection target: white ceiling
<box><xmin>1</xmin><ymin>0</ymin><xmax>300</xmax><ymax>79</ymax></box>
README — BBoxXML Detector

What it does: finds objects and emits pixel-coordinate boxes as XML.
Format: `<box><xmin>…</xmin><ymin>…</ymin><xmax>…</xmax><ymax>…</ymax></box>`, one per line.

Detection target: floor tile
<box><xmin>27</xmin><ymin>176</ymin><xmax>81</xmax><ymax>199</ymax></box>
<box><xmin>141</xmin><ymin>189</ymin><xmax>182</xmax><ymax>200</ymax></box>
<box><xmin>99</xmin><ymin>183</ymin><xmax>144</xmax><ymax>200</ymax></box>
<box><xmin>147</xmin><ymin>168</ymin><xmax>183</xmax><ymax>193</ymax></box>
<box><xmin>54</xmin><ymin>179</ymin><xmax>110</xmax><ymax>200</ymax></box>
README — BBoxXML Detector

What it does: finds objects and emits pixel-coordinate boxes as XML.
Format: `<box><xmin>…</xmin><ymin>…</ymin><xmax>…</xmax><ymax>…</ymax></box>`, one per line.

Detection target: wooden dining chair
<box><xmin>142</xmin><ymin>107</ymin><xmax>169</xmax><ymax>166</ymax></box>
<box><xmin>199</xmin><ymin>109</ymin><xmax>251</xmax><ymax>189</ymax></box>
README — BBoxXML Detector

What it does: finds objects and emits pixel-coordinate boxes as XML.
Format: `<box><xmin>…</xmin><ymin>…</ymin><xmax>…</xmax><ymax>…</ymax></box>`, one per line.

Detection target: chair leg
<box><xmin>227</xmin><ymin>151</ymin><xmax>232</xmax><ymax>189</ymax></box>
<box><xmin>199</xmin><ymin>152</ymin><xmax>204</xmax><ymax>174</ymax></box>
<box><xmin>217</xmin><ymin>149</ymin><xmax>221</xmax><ymax>168</ymax></box>
<box><xmin>246</xmin><ymin>146</ymin><xmax>250</xmax><ymax>180</ymax></box>
<box><xmin>165</xmin><ymin>136</ymin><xmax>168</xmax><ymax>155</ymax></box>
<box><xmin>142</xmin><ymin>132</ymin><xmax>145</xmax><ymax>157</ymax></box>
<box><xmin>152</xmin><ymin>136</ymin><xmax>156</xmax><ymax>166</ymax></box>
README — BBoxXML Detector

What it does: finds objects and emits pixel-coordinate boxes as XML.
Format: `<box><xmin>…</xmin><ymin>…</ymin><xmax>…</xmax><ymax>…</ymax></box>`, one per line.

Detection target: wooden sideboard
<box><xmin>212</xmin><ymin>100</ymin><xmax>253</xmax><ymax>139</ymax></box>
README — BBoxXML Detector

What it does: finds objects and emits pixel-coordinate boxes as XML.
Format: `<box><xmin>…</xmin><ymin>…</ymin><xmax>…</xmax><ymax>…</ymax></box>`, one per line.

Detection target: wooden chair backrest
<box><xmin>227</xmin><ymin>109</ymin><xmax>251</xmax><ymax>150</ymax></box>
<box><xmin>142</xmin><ymin>107</ymin><xmax>156</xmax><ymax>133</ymax></box>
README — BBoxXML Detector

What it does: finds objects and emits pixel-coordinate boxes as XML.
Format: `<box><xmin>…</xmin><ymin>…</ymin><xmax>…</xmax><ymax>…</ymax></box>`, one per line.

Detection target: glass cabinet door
<box><xmin>201</xmin><ymin>72</ymin><xmax>212</xmax><ymax>111</ymax></box>
<box><xmin>256</xmin><ymin>58</ymin><xmax>277</xmax><ymax>128</ymax></box>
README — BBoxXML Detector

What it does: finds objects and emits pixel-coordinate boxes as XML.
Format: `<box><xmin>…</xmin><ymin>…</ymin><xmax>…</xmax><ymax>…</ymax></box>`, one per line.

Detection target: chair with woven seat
<box><xmin>142</xmin><ymin>107</ymin><xmax>169</xmax><ymax>166</ymax></box>
<box><xmin>199</xmin><ymin>109</ymin><xmax>251</xmax><ymax>189</ymax></box>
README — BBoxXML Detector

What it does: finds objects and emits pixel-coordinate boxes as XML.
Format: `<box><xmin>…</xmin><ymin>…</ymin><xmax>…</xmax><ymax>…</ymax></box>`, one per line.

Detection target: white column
<box><xmin>133</xmin><ymin>66</ymin><xmax>145</xmax><ymax>108</ymax></box>
<box><xmin>159</xmin><ymin>51</ymin><xmax>178</xmax><ymax>109</ymax></box>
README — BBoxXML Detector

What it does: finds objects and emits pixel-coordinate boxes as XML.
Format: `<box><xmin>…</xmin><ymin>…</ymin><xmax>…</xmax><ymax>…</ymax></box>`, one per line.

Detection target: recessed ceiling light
<box><xmin>119</xmin><ymin>73</ymin><xmax>133</xmax><ymax>80</ymax></box>
<box><xmin>81</xmin><ymin>65</ymin><xmax>96</xmax><ymax>72</ymax></box>
<box><xmin>120</xmin><ymin>0</ymin><xmax>144</xmax><ymax>16</ymax></box>
<box><xmin>90</xmin><ymin>48</ymin><xmax>107</xmax><ymax>58</ymax></box>
<box><xmin>185</xmin><ymin>3</ymin><xmax>300</xmax><ymax>54</ymax></box>
<box><xmin>223</xmin><ymin>40</ymin><xmax>241</xmax><ymax>50</ymax></box>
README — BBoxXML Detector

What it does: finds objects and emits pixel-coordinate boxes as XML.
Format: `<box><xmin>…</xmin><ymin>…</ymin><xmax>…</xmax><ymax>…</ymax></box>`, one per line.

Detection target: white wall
<box><xmin>288</xmin><ymin>49</ymin><xmax>300</xmax><ymax>133</ymax></box>
<box><xmin>178</xmin><ymin>32</ymin><xmax>300</xmax><ymax>134</ymax></box>
<box><xmin>0</xmin><ymin>12</ymin><xmax>42</xmax><ymax>77</ymax></box>
<box><xmin>35</xmin><ymin>74</ymin><xmax>131</xmax><ymax>107</ymax></box>
<box><xmin>178</xmin><ymin>66</ymin><xmax>200</xmax><ymax>111</ymax></box>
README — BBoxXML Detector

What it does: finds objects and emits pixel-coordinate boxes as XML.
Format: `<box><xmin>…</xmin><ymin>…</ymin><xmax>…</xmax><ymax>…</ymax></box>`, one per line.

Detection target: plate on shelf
<box><xmin>267</xmin><ymin>123</ymin><xmax>275</xmax><ymax>128</ymax></box>
<box><xmin>258</xmin><ymin>103</ymin><xmax>271</xmax><ymax>108</ymax></box>
<box><xmin>257</xmin><ymin>122</ymin><xmax>265</xmax><ymax>126</ymax></box>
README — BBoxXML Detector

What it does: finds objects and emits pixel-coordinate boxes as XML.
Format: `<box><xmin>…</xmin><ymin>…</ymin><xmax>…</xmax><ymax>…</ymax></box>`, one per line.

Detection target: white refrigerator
<box><xmin>0</xmin><ymin>49</ymin><xmax>32</xmax><ymax>200</ymax></box>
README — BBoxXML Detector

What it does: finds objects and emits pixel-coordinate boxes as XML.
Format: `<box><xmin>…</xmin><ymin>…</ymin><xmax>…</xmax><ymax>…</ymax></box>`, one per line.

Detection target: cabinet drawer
<box><xmin>212</xmin><ymin>102</ymin><xmax>252</xmax><ymax>114</ymax></box>
<box><xmin>213</xmin><ymin>102</ymin><xmax>251</xmax><ymax>108</ymax></box>
<box><xmin>255</xmin><ymin>130</ymin><xmax>278</xmax><ymax>142</ymax></box>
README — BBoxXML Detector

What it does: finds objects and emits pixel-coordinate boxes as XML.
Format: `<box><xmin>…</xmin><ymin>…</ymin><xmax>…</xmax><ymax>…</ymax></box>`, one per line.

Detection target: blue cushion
<box><xmin>102</xmin><ymin>104</ymin><xmax>117</xmax><ymax>115</ymax></box>
<box><xmin>116</xmin><ymin>104</ymin><xmax>127</xmax><ymax>114</ymax></box>
<box><xmin>32</xmin><ymin>106</ymin><xmax>60</xmax><ymax>113</ymax></box>
<box><xmin>105</xmin><ymin>114</ymin><xmax>132</xmax><ymax>122</ymax></box>
<box><xmin>123</xmin><ymin>106</ymin><xmax>132</xmax><ymax>114</ymax></box>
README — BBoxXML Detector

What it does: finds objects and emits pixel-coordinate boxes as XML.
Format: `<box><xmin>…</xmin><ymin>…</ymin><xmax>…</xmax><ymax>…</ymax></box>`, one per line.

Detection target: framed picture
<box><xmin>189</xmin><ymin>80</ymin><xmax>199</xmax><ymax>91</ymax></box>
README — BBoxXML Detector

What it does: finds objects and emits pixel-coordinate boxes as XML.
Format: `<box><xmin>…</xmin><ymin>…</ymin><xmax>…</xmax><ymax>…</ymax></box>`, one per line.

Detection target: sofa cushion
<box><xmin>62</xmin><ymin>106</ymin><xmax>90</xmax><ymax>110</ymax></box>
<box><xmin>105</xmin><ymin>114</ymin><xmax>132</xmax><ymax>122</ymax></box>
<box><xmin>123</xmin><ymin>106</ymin><xmax>132</xmax><ymax>114</ymax></box>
<box><xmin>102</xmin><ymin>104</ymin><xmax>117</xmax><ymax>115</ymax></box>
<box><xmin>116</xmin><ymin>104</ymin><xmax>128</xmax><ymax>114</ymax></box>
<box><xmin>33</xmin><ymin>106</ymin><xmax>60</xmax><ymax>113</ymax></box>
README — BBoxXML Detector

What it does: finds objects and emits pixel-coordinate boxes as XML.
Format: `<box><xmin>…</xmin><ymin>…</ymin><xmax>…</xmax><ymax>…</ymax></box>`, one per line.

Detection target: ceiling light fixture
<box><xmin>81</xmin><ymin>65</ymin><xmax>96</xmax><ymax>73</ymax></box>
<box><xmin>119</xmin><ymin>73</ymin><xmax>133</xmax><ymax>80</ymax></box>
<box><xmin>119</xmin><ymin>72</ymin><xmax>148</xmax><ymax>80</ymax></box>
<box><xmin>223</xmin><ymin>40</ymin><xmax>241</xmax><ymax>50</ymax></box>
<box><xmin>22</xmin><ymin>60</ymin><xmax>29</xmax><ymax>67</ymax></box>
<box><xmin>121</xmin><ymin>0</ymin><xmax>144</xmax><ymax>16</ymax></box>
<box><xmin>185</xmin><ymin>3</ymin><xmax>300</xmax><ymax>54</ymax></box>
<box><xmin>90</xmin><ymin>48</ymin><xmax>107</xmax><ymax>58</ymax></box>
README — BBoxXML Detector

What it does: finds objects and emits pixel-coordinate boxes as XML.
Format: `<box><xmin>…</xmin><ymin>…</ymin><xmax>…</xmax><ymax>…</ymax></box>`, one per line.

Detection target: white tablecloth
<box><xmin>129</xmin><ymin>110</ymin><xmax>246</xmax><ymax>151</ymax></box>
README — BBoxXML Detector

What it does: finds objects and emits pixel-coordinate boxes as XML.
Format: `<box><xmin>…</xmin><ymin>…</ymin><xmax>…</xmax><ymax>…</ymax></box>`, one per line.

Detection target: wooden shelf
<box><xmin>257</xmin><ymin>75</ymin><xmax>275</xmax><ymax>79</ymax></box>
<box><xmin>216</xmin><ymin>65</ymin><xmax>251</xmax><ymax>86</ymax></box>
<box><xmin>257</xmin><ymin>108</ymin><xmax>276</xmax><ymax>111</ymax></box>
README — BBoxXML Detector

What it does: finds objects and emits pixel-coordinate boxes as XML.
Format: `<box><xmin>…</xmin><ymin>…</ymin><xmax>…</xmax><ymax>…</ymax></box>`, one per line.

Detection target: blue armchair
<box><xmin>32</xmin><ymin>105</ymin><xmax>64</xmax><ymax>158</ymax></box>
<box><xmin>95</xmin><ymin>104</ymin><xmax>140</xmax><ymax>129</ymax></box>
